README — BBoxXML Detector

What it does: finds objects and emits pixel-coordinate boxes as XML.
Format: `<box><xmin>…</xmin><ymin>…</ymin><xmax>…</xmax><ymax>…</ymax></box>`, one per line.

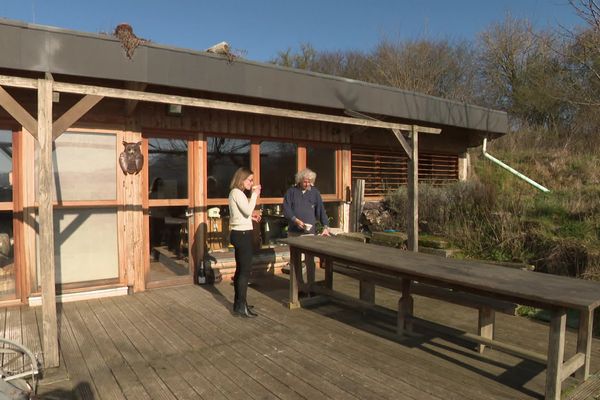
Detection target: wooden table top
<box><xmin>286</xmin><ymin>235</ymin><xmax>600</xmax><ymax>311</ymax></box>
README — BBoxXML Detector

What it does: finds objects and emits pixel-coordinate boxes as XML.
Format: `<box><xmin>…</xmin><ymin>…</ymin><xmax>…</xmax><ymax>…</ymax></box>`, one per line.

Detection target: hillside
<box><xmin>478</xmin><ymin>127</ymin><xmax>600</xmax><ymax>280</ymax></box>
<box><xmin>381</xmin><ymin>127</ymin><xmax>600</xmax><ymax>281</ymax></box>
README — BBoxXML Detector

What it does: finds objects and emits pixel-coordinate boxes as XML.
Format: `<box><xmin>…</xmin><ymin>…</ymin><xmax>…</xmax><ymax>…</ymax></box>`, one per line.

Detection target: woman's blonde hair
<box><xmin>229</xmin><ymin>167</ymin><xmax>253</xmax><ymax>190</ymax></box>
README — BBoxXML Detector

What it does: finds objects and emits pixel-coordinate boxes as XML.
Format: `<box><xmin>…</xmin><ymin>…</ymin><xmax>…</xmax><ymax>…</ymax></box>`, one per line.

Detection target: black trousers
<box><xmin>230</xmin><ymin>229</ymin><xmax>254</xmax><ymax>309</ymax></box>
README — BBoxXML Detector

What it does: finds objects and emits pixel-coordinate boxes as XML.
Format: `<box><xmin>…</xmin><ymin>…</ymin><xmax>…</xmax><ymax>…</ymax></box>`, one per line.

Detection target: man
<box><xmin>283</xmin><ymin>168</ymin><xmax>330</xmax><ymax>294</ymax></box>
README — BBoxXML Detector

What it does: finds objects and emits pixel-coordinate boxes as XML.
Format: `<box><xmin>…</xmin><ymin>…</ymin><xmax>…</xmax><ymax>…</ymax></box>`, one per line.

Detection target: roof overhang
<box><xmin>0</xmin><ymin>18</ymin><xmax>508</xmax><ymax>138</ymax></box>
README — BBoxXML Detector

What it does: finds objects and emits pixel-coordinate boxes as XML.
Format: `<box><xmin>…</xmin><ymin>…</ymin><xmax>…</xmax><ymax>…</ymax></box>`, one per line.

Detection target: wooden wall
<box><xmin>0</xmin><ymin>86</ymin><xmax>473</xmax><ymax>300</ymax></box>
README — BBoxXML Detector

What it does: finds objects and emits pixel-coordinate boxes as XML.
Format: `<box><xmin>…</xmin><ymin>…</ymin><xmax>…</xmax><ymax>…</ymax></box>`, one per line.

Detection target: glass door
<box><xmin>144</xmin><ymin>135</ymin><xmax>194</xmax><ymax>286</ymax></box>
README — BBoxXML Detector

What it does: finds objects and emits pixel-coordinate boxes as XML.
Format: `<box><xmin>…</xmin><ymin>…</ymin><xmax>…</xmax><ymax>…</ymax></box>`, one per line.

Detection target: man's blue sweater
<box><xmin>283</xmin><ymin>186</ymin><xmax>329</xmax><ymax>234</ymax></box>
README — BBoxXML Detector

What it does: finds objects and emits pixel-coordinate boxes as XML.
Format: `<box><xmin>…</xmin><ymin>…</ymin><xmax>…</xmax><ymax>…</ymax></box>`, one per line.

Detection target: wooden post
<box><xmin>38</xmin><ymin>78</ymin><xmax>59</xmax><ymax>368</ymax></box>
<box><xmin>349</xmin><ymin>179</ymin><xmax>365</xmax><ymax>232</ymax></box>
<box><xmin>407</xmin><ymin>125</ymin><xmax>419</xmax><ymax>252</ymax></box>
<box><xmin>575</xmin><ymin>309</ymin><xmax>593</xmax><ymax>380</ymax></box>
<box><xmin>287</xmin><ymin>248</ymin><xmax>301</xmax><ymax>309</ymax></box>
<box><xmin>545</xmin><ymin>307</ymin><xmax>566</xmax><ymax>400</ymax></box>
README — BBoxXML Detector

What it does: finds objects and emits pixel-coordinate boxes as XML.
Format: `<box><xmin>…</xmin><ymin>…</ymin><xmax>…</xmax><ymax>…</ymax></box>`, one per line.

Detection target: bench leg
<box><xmin>359</xmin><ymin>280</ymin><xmax>375</xmax><ymax>303</ymax></box>
<box><xmin>575</xmin><ymin>309</ymin><xmax>593</xmax><ymax>380</ymax></box>
<box><xmin>287</xmin><ymin>248</ymin><xmax>301</xmax><ymax>309</ymax></box>
<box><xmin>545</xmin><ymin>307</ymin><xmax>566</xmax><ymax>400</ymax></box>
<box><xmin>478</xmin><ymin>307</ymin><xmax>495</xmax><ymax>353</ymax></box>
<box><xmin>324</xmin><ymin>259</ymin><xmax>333</xmax><ymax>290</ymax></box>
<box><xmin>306</xmin><ymin>256</ymin><xmax>316</xmax><ymax>288</ymax></box>
<box><xmin>397</xmin><ymin>278</ymin><xmax>414</xmax><ymax>336</ymax></box>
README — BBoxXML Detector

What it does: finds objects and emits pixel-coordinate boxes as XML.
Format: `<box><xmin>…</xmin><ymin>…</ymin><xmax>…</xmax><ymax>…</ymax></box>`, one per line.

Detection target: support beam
<box><xmin>49</xmin><ymin>79</ymin><xmax>442</xmax><ymax>132</ymax></box>
<box><xmin>407</xmin><ymin>125</ymin><xmax>419</xmax><ymax>252</ymax></box>
<box><xmin>0</xmin><ymin>74</ymin><xmax>445</xmax><ymax>134</ymax></box>
<box><xmin>391</xmin><ymin>128</ymin><xmax>413</xmax><ymax>159</ymax></box>
<box><xmin>38</xmin><ymin>78</ymin><xmax>59</xmax><ymax>368</ymax></box>
<box><xmin>0</xmin><ymin>86</ymin><xmax>38</xmax><ymax>139</ymax></box>
<box><xmin>124</xmin><ymin>82</ymin><xmax>147</xmax><ymax>116</ymax></box>
<box><xmin>52</xmin><ymin>95</ymin><xmax>104</xmax><ymax>139</ymax></box>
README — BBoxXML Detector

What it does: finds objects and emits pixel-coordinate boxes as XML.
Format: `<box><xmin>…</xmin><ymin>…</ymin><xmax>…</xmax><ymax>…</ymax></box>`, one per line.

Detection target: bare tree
<box><xmin>477</xmin><ymin>14</ymin><xmax>567</xmax><ymax>127</ymax></box>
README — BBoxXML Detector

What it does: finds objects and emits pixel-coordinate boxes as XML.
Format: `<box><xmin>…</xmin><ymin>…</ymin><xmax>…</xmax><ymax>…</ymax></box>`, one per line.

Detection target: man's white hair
<box><xmin>295</xmin><ymin>168</ymin><xmax>317</xmax><ymax>184</ymax></box>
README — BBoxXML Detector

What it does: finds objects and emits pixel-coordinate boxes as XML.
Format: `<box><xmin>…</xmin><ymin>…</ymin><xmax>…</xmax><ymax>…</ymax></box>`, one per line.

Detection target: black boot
<box><xmin>233</xmin><ymin>302</ymin><xmax>256</xmax><ymax>318</ymax></box>
<box><xmin>245</xmin><ymin>303</ymin><xmax>258</xmax><ymax>317</ymax></box>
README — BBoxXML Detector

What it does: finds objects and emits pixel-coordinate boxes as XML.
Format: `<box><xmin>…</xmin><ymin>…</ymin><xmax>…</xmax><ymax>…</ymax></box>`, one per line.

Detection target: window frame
<box><xmin>204</xmin><ymin>135</ymin><xmax>343</xmax><ymax>206</ymax></box>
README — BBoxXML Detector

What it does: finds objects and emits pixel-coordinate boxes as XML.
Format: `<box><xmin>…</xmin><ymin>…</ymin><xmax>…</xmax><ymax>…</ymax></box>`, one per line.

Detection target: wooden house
<box><xmin>0</xmin><ymin>18</ymin><xmax>507</xmax><ymax>317</ymax></box>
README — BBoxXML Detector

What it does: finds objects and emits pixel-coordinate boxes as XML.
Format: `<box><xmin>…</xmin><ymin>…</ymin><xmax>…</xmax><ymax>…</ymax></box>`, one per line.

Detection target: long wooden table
<box><xmin>285</xmin><ymin>235</ymin><xmax>600</xmax><ymax>400</ymax></box>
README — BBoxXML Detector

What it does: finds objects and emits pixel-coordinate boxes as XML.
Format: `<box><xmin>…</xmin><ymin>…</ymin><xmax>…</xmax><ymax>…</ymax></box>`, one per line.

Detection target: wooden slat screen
<box><xmin>351</xmin><ymin>146</ymin><xmax>459</xmax><ymax>197</ymax></box>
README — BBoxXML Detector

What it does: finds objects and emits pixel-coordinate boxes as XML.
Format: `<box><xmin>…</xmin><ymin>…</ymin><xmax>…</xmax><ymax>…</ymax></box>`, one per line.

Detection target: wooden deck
<box><xmin>3</xmin><ymin>272</ymin><xmax>600</xmax><ymax>399</ymax></box>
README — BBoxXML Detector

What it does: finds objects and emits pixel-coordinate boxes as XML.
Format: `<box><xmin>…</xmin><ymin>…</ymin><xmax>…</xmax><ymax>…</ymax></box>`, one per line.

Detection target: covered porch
<box><xmin>6</xmin><ymin>273</ymin><xmax>600</xmax><ymax>400</ymax></box>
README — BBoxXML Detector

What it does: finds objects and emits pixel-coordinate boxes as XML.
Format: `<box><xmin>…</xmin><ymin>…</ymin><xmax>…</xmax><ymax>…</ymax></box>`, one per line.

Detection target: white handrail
<box><xmin>482</xmin><ymin>138</ymin><xmax>550</xmax><ymax>193</ymax></box>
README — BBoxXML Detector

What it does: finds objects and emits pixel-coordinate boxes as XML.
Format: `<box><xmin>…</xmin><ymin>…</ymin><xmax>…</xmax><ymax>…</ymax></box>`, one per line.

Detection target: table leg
<box><xmin>478</xmin><ymin>307</ymin><xmax>495</xmax><ymax>353</ymax></box>
<box><xmin>287</xmin><ymin>248</ymin><xmax>301</xmax><ymax>309</ymax></box>
<box><xmin>575</xmin><ymin>309</ymin><xmax>593</xmax><ymax>380</ymax></box>
<box><xmin>545</xmin><ymin>307</ymin><xmax>566</xmax><ymax>400</ymax></box>
<box><xmin>397</xmin><ymin>278</ymin><xmax>414</xmax><ymax>336</ymax></box>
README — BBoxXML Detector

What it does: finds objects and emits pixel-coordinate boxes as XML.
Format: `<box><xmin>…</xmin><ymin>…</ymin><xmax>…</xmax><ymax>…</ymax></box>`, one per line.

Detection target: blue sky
<box><xmin>0</xmin><ymin>0</ymin><xmax>585</xmax><ymax>62</ymax></box>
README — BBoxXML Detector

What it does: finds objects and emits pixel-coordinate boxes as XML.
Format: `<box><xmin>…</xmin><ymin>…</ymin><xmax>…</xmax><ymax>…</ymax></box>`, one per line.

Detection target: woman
<box><xmin>228</xmin><ymin>167</ymin><xmax>261</xmax><ymax>318</ymax></box>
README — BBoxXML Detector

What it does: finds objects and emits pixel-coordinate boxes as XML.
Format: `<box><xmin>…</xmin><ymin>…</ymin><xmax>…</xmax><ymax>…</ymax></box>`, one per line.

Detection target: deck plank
<box><xmin>164</xmin><ymin>287</ymin><xmax>364</xmax><ymax>400</ymax></box>
<box><xmin>61</xmin><ymin>302</ymin><xmax>126</xmax><ymax>400</ymax></box>
<box><xmin>140</xmin><ymin>289</ymin><xmax>295</xmax><ymax>400</ymax></box>
<box><xmin>75</xmin><ymin>301</ymin><xmax>152</xmax><ymax>400</ymax></box>
<box><xmin>147</xmin><ymin>288</ymin><xmax>284</xmax><ymax>400</ymax></box>
<box><xmin>0</xmin><ymin>307</ymin><xmax>6</xmax><ymax>366</ymax></box>
<box><xmin>21</xmin><ymin>305</ymin><xmax>43</xmax><ymax>366</ymax></box>
<box><xmin>97</xmin><ymin>297</ymin><xmax>180</xmax><ymax>400</ymax></box>
<box><xmin>54</xmin><ymin>306</ymin><xmax>99</xmax><ymax>400</ymax></box>
<box><xmin>4</xmin><ymin>305</ymin><xmax>22</xmax><ymax>372</ymax></box>
<box><xmin>146</xmin><ymin>288</ymin><xmax>308</xmax><ymax>400</ymax></box>
<box><xmin>156</xmin><ymin>286</ymin><xmax>355</xmax><ymax>400</ymax></box>
<box><xmin>249</xmin><ymin>287</ymin><xmax>521</xmax><ymax>399</ymax></box>
<box><xmin>8</xmin><ymin>272</ymin><xmax>595</xmax><ymax>400</ymax></box>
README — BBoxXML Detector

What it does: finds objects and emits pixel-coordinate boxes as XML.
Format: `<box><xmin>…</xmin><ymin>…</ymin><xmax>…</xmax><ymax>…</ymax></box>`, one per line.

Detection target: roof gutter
<box><xmin>482</xmin><ymin>138</ymin><xmax>550</xmax><ymax>193</ymax></box>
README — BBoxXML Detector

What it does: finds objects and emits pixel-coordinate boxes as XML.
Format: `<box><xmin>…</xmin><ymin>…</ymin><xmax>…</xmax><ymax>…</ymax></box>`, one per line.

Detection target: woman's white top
<box><xmin>228</xmin><ymin>188</ymin><xmax>258</xmax><ymax>231</ymax></box>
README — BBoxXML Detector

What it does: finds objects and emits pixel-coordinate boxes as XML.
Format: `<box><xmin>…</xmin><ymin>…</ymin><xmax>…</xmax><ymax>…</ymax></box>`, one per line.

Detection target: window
<box><xmin>35</xmin><ymin>132</ymin><xmax>117</xmax><ymax>201</ymax></box>
<box><xmin>307</xmin><ymin>146</ymin><xmax>336</xmax><ymax>194</ymax></box>
<box><xmin>207</xmin><ymin>137</ymin><xmax>250</xmax><ymax>198</ymax></box>
<box><xmin>148</xmin><ymin>138</ymin><xmax>188</xmax><ymax>199</ymax></box>
<box><xmin>205</xmin><ymin>137</ymin><xmax>342</xmax><ymax>250</ymax></box>
<box><xmin>32</xmin><ymin>131</ymin><xmax>120</xmax><ymax>289</ymax></box>
<box><xmin>260</xmin><ymin>141</ymin><xmax>297</xmax><ymax>197</ymax></box>
<box><xmin>0</xmin><ymin>131</ymin><xmax>12</xmax><ymax>203</ymax></box>
<box><xmin>36</xmin><ymin>208</ymin><xmax>119</xmax><ymax>284</ymax></box>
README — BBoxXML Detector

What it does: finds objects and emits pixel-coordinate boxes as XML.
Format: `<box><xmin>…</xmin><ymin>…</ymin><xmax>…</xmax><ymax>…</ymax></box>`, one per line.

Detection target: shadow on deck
<box><xmin>2</xmin><ymin>272</ymin><xmax>599</xmax><ymax>400</ymax></box>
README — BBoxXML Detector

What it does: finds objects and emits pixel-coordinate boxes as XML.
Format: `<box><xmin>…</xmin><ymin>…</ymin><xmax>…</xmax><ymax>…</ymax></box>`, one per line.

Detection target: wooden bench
<box><xmin>331</xmin><ymin>262</ymin><xmax>518</xmax><ymax>353</ymax></box>
<box><xmin>286</xmin><ymin>235</ymin><xmax>600</xmax><ymax>400</ymax></box>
